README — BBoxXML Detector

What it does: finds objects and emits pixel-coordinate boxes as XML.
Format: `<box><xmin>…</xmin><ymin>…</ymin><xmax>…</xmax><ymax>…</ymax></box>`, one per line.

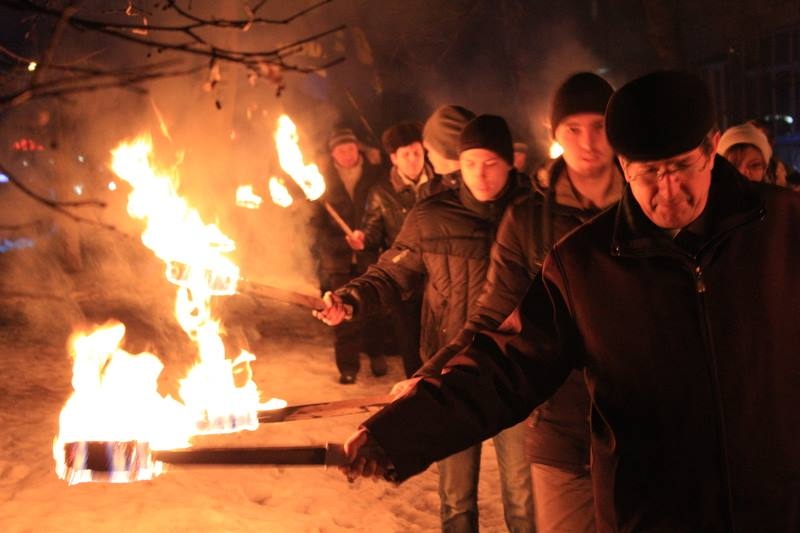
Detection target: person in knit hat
<box><xmin>717</xmin><ymin>122</ymin><xmax>772</xmax><ymax>182</ymax></box>
<box><xmin>314</xmin><ymin>112</ymin><xmax>535</xmax><ymax>532</ymax></box>
<box><xmin>457</xmin><ymin>114</ymin><xmax>517</xmax><ymax>200</ymax></box>
<box><xmin>509</xmin><ymin>70</ymin><xmax>620</xmax><ymax>532</ymax></box>
<box><xmin>747</xmin><ymin>118</ymin><xmax>799</xmax><ymax>187</ymax></box>
<box><xmin>422</xmin><ymin>104</ymin><xmax>475</xmax><ymax>187</ymax></box>
<box><xmin>415</xmin><ymin>72</ymin><xmax>619</xmax><ymax>533</ymax></box>
<box><xmin>311</xmin><ymin>126</ymin><xmax>387</xmax><ymax>384</ymax></box>
<box><xmin>338</xmin><ymin>69</ymin><xmax>800</xmax><ymax>533</ymax></box>
<box><xmin>513</xmin><ymin>141</ymin><xmax>531</xmax><ymax>176</ymax></box>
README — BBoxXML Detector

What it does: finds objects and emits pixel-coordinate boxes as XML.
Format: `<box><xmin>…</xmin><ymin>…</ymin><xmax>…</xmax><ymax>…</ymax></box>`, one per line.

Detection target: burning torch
<box><xmin>273</xmin><ymin>114</ymin><xmax>355</xmax><ymax>239</ymax></box>
<box><xmin>52</xmin><ymin>322</ymin><xmax>391</xmax><ymax>485</ymax></box>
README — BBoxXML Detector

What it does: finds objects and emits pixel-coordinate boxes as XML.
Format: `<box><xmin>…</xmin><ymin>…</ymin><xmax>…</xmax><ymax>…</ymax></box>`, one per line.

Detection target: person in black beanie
<box><xmin>314</xmin><ymin>113</ymin><xmax>535</xmax><ymax>532</ymax></box>
<box><xmin>410</xmin><ymin>71</ymin><xmax>620</xmax><ymax>533</ymax></box>
<box><xmin>338</xmin><ymin>69</ymin><xmax>800</xmax><ymax>532</ymax></box>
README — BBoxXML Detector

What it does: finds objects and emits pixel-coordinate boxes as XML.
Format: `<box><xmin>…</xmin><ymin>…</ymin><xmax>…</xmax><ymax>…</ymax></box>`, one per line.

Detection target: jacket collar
<box><xmin>534</xmin><ymin>156</ymin><xmax>625</xmax><ymax>221</ymax></box>
<box><xmin>611</xmin><ymin>156</ymin><xmax>765</xmax><ymax>258</ymax></box>
<box><xmin>390</xmin><ymin>163</ymin><xmax>434</xmax><ymax>194</ymax></box>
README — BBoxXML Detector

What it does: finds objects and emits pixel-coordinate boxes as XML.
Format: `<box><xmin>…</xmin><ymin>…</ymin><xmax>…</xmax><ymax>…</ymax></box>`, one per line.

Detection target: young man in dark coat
<box><xmin>409</xmin><ymin>72</ymin><xmax>620</xmax><ymax>533</ymax></box>
<box><xmin>345</xmin><ymin>121</ymin><xmax>436</xmax><ymax>378</ymax></box>
<box><xmin>316</xmin><ymin>114</ymin><xmax>535</xmax><ymax>532</ymax></box>
<box><xmin>340</xmin><ymin>70</ymin><xmax>800</xmax><ymax>533</ymax></box>
<box><xmin>311</xmin><ymin>128</ymin><xmax>387</xmax><ymax>384</ymax></box>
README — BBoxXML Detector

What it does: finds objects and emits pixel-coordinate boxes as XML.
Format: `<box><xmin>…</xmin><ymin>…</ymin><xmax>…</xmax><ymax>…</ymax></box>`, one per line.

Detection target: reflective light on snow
<box><xmin>0</xmin><ymin>237</ymin><xmax>35</xmax><ymax>253</ymax></box>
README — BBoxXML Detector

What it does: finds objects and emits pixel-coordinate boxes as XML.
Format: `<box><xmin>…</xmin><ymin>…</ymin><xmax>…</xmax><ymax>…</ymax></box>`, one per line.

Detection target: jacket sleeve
<box><xmin>334</xmin><ymin>206</ymin><xmax>426</xmax><ymax>318</ymax></box>
<box><xmin>363</xmin><ymin>254</ymin><xmax>579</xmax><ymax>481</ymax></box>
<box><xmin>360</xmin><ymin>186</ymin><xmax>386</xmax><ymax>251</ymax></box>
<box><xmin>469</xmin><ymin>198</ymin><xmax>538</xmax><ymax>330</ymax></box>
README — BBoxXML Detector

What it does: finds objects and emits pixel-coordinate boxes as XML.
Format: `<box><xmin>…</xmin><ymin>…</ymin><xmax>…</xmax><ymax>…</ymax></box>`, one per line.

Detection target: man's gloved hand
<box><xmin>340</xmin><ymin>427</ymin><xmax>396</xmax><ymax>483</ymax></box>
<box><xmin>312</xmin><ymin>291</ymin><xmax>351</xmax><ymax>326</ymax></box>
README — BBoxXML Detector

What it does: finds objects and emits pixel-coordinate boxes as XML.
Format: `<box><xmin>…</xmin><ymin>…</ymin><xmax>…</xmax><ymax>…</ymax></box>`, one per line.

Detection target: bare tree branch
<box><xmin>0</xmin><ymin>163</ymin><xmax>105</xmax><ymax>208</ymax></box>
<box><xmin>0</xmin><ymin>0</ymin><xmax>347</xmax><ymax>109</ymax></box>
<box><xmin>0</xmin><ymin>163</ymin><xmax>119</xmax><ymax>230</ymax></box>
<box><xmin>1</xmin><ymin>63</ymin><xmax>205</xmax><ymax>109</ymax></box>
<box><xmin>0</xmin><ymin>0</ymin><xmax>347</xmax><ymax>230</ymax></box>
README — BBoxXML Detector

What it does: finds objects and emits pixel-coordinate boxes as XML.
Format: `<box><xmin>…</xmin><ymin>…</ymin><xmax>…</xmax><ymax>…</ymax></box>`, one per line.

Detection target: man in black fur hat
<box><xmin>344</xmin><ymin>121</ymin><xmax>435</xmax><ymax>378</ymax></box>
<box><xmin>338</xmin><ymin>71</ymin><xmax>800</xmax><ymax>532</ymax></box>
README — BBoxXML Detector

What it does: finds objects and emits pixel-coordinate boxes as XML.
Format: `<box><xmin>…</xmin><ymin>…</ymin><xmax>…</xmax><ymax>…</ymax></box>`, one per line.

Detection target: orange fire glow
<box><xmin>54</xmin><ymin>134</ymin><xmax>286</xmax><ymax>485</ymax></box>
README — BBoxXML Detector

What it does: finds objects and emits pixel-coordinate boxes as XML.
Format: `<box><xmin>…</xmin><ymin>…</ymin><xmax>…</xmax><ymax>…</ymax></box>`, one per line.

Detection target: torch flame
<box><xmin>53</xmin><ymin>321</ymin><xmax>195</xmax><ymax>484</ymax></box>
<box><xmin>549</xmin><ymin>141</ymin><xmax>564</xmax><ymax>159</ymax></box>
<box><xmin>57</xmin><ymin>322</ymin><xmax>194</xmax><ymax>448</ymax></box>
<box><xmin>54</xmin><ymin>134</ymin><xmax>289</xmax><ymax>485</ymax></box>
<box><xmin>108</xmin><ymin>134</ymin><xmax>265</xmax><ymax>430</ymax></box>
<box><xmin>268</xmin><ymin>176</ymin><xmax>293</xmax><ymax>207</ymax></box>
<box><xmin>235</xmin><ymin>184</ymin><xmax>263</xmax><ymax>209</ymax></box>
<box><xmin>274</xmin><ymin>115</ymin><xmax>325</xmax><ymax>201</ymax></box>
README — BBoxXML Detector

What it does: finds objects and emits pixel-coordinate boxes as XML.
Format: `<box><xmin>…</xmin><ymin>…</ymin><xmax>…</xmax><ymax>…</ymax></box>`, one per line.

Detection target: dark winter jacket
<box><xmin>364</xmin><ymin>157</ymin><xmax>800</xmax><ymax>532</ymax></box>
<box><xmin>420</xmin><ymin>157</ymin><xmax>623</xmax><ymax>472</ymax></box>
<box><xmin>335</xmin><ymin>171</ymin><xmax>529</xmax><ymax>360</ymax></box>
<box><xmin>311</xmin><ymin>156</ymin><xmax>384</xmax><ymax>286</ymax></box>
<box><xmin>360</xmin><ymin>163</ymin><xmax>437</xmax><ymax>251</ymax></box>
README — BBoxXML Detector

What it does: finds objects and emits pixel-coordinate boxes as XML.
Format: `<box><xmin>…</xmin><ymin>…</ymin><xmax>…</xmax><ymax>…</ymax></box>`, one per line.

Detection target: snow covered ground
<box><xmin>0</xmin><ymin>295</ymin><xmax>512</xmax><ymax>532</ymax></box>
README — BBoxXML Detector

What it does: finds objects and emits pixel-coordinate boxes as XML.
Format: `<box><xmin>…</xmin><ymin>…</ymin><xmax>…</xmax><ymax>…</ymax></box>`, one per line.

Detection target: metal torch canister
<box><xmin>61</xmin><ymin>441</ymin><xmax>160</xmax><ymax>485</ymax></box>
<box><xmin>166</xmin><ymin>259</ymin><xmax>239</xmax><ymax>296</ymax></box>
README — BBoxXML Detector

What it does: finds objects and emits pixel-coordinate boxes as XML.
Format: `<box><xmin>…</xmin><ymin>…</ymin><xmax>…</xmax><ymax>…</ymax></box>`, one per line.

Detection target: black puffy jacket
<box><xmin>336</xmin><ymin>171</ymin><xmax>528</xmax><ymax>359</ymax></box>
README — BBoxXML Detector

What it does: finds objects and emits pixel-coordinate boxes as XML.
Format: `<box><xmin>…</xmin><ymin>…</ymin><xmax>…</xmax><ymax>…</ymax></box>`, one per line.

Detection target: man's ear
<box><xmin>617</xmin><ymin>155</ymin><xmax>631</xmax><ymax>182</ymax></box>
<box><xmin>709</xmin><ymin>130</ymin><xmax>721</xmax><ymax>154</ymax></box>
<box><xmin>389</xmin><ymin>152</ymin><xmax>398</xmax><ymax>167</ymax></box>
<box><xmin>707</xmin><ymin>130</ymin><xmax>722</xmax><ymax>171</ymax></box>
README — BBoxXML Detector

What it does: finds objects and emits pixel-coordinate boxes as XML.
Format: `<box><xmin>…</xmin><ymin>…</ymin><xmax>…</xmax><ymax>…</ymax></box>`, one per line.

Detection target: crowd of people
<box><xmin>305</xmin><ymin>69</ymin><xmax>800</xmax><ymax>532</ymax></box>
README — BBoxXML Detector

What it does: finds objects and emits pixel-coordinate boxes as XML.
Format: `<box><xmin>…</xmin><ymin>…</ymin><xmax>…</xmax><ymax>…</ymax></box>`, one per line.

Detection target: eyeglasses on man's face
<box><xmin>626</xmin><ymin>150</ymin><xmax>711</xmax><ymax>186</ymax></box>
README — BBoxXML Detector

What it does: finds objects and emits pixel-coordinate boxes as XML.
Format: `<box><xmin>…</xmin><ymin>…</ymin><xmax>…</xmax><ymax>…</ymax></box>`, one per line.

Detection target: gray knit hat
<box><xmin>422</xmin><ymin>105</ymin><xmax>476</xmax><ymax>161</ymax></box>
<box><xmin>328</xmin><ymin>128</ymin><xmax>358</xmax><ymax>151</ymax></box>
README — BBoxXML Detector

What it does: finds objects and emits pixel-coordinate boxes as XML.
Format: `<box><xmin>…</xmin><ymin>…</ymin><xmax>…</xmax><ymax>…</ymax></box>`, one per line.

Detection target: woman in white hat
<box><xmin>717</xmin><ymin>122</ymin><xmax>773</xmax><ymax>183</ymax></box>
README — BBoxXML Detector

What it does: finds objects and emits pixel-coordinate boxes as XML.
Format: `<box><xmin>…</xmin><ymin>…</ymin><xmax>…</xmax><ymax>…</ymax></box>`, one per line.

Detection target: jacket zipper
<box><xmin>694</xmin><ymin>265</ymin><xmax>706</xmax><ymax>293</ymax></box>
<box><xmin>693</xmin><ymin>260</ymin><xmax>735</xmax><ymax>532</ymax></box>
<box><xmin>692</xmin><ymin>211</ymin><xmax>765</xmax><ymax>533</ymax></box>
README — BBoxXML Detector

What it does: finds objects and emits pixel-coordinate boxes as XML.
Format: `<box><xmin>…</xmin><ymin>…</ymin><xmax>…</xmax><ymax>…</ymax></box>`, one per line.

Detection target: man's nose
<box><xmin>658</xmin><ymin>174</ymin><xmax>680</xmax><ymax>196</ymax></box>
<box><xmin>578</xmin><ymin>131</ymin><xmax>592</xmax><ymax>149</ymax></box>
